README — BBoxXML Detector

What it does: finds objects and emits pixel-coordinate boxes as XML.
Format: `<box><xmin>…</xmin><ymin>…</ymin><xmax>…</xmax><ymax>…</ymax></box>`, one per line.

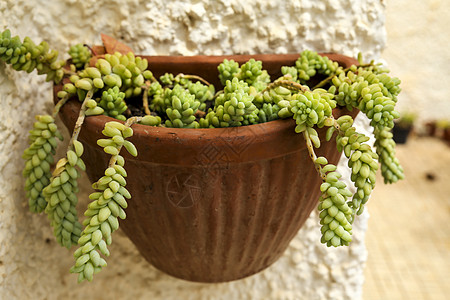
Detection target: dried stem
<box><xmin>261</xmin><ymin>80</ymin><xmax>308</xmax><ymax>94</ymax></box>
<box><xmin>303</xmin><ymin>129</ymin><xmax>326</xmax><ymax>182</ymax></box>
<box><xmin>83</xmin><ymin>44</ymin><xmax>96</xmax><ymax>56</ymax></box>
<box><xmin>52</xmin><ymin>94</ymin><xmax>70</xmax><ymax>118</ymax></box>
<box><xmin>177</xmin><ymin>74</ymin><xmax>211</xmax><ymax>86</ymax></box>
<box><xmin>68</xmin><ymin>89</ymin><xmax>94</xmax><ymax>149</ymax></box>
<box><xmin>312</xmin><ymin>63</ymin><xmax>375</xmax><ymax>90</ymax></box>
<box><xmin>62</xmin><ymin>68</ymin><xmax>77</xmax><ymax>76</ymax></box>
<box><xmin>142</xmin><ymin>82</ymin><xmax>151</xmax><ymax>115</ymax></box>
<box><xmin>213</xmin><ymin>90</ymin><xmax>224</xmax><ymax>100</ymax></box>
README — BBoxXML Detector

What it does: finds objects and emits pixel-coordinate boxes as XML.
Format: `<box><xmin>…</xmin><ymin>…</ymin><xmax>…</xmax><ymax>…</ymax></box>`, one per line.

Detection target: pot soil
<box><xmin>54</xmin><ymin>53</ymin><xmax>358</xmax><ymax>283</ymax></box>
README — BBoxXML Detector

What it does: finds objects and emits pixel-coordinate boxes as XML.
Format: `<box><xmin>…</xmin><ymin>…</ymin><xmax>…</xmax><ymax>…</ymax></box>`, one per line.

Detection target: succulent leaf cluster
<box><xmin>374</xmin><ymin>127</ymin><xmax>404</xmax><ymax>184</ymax></box>
<box><xmin>68</xmin><ymin>44</ymin><xmax>92</xmax><ymax>69</ymax></box>
<box><xmin>165</xmin><ymin>85</ymin><xmax>201</xmax><ymax>128</ymax></box>
<box><xmin>0</xmin><ymin>28</ymin><xmax>407</xmax><ymax>281</ymax></box>
<box><xmin>217</xmin><ymin>59</ymin><xmax>240</xmax><ymax>85</ymax></box>
<box><xmin>98</xmin><ymin>86</ymin><xmax>128</xmax><ymax>121</ymax></box>
<box><xmin>200</xmin><ymin>78</ymin><xmax>257</xmax><ymax>128</ymax></box>
<box><xmin>159</xmin><ymin>72</ymin><xmax>191</xmax><ymax>87</ymax></box>
<box><xmin>61</xmin><ymin>51</ymin><xmax>151</xmax><ymax>103</ymax></box>
<box><xmin>330</xmin><ymin>116</ymin><xmax>379</xmax><ymax>215</ymax></box>
<box><xmin>0</xmin><ymin>29</ymin><xmax>65</xmax><ymax>82</ymax></box>
<box><xmin>290</xmin><ymin>89</ymin><xmax>336</xmax><ymax>134</ymax></box>
<box><xmin>331</xmin><ymin>66</ymin><xmax>401</xmax><ymax>131</ymax></box>
<box><xmin>22</xmin><ymin>115</ymin><xmax>64</xmax><ymax>213</ymax></box>
<box><xmin>291</xmin><ymin>50</ymin><xmax>339</xmax><ymax>84</ymax></box>
<box><xmin>71</xmin><ymin>121</ymin><xmax>136</xmax><ymax>282</ymax></box>
<box><xmin>43</xmin><ymin>141</ymin><xmax>85</xmax><ymax>248</ymax></box>
<box><xmin>187</xmin><ymin>81</ymin><xmax>215</xmax><ymax>111</ymax></box>
<box><xmin>218</xmin><ymin>58</ymin><xmax>270</xmax><ymax>91</ymax></box>
<box><xmin>317</xmin><ymin>160</ymin><xmax>354</xmax><ymax>247</ymax></box>
<box><xmin>328</xmin><ymin>66</ymin><xmax>404</xmax><ymax>183</ymax></box>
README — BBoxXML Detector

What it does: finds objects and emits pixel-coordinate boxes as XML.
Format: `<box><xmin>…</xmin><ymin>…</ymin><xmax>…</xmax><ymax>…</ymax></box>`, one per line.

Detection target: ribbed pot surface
<box><xmin>55</xmin><ymin>53</ymin><xmax>358</xmax><ymax>282</ymax></box>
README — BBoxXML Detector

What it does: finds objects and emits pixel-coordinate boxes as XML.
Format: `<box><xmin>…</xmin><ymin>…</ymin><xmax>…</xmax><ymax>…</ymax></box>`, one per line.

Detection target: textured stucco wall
<box><xmin>0</xmin><ymin>1</ymin><xmax>386</xmax><ymax>299</ymax></box>
<box><xmin>383</xmin><ymin>0</ymin><xmax>450</xmax><ymax>124</ymax></box>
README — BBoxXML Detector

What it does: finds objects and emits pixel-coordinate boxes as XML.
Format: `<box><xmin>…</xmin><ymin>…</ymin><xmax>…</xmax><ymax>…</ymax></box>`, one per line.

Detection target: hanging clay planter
<box><xmin>54</xmin><ymin>53</ymin><xmax>358</xmax><ymax>283</ymax></box>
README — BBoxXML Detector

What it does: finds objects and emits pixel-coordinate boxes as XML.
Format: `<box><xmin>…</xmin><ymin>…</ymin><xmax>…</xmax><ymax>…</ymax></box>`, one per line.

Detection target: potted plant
<box><xmin>425</xmin><ymin>121</ymin><xmax>437</xmax><ymax>137</ymax></box>
<box><xmin>0</xmin><ymin>30</ymin><xmax>404</xmax><ymax>283</ymax></box>
<box><xmin>436</xmin><ymin>120</ymin><xmax>450</xmax><ymax>144</ymax></box>
<box><xmin>392</xmin><ymin>112</ymin><xmax>416</xmax><ymax>144</ymax></box>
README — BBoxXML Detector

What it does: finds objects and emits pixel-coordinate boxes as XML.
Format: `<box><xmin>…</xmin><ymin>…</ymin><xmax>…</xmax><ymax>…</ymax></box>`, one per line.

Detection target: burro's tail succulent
<box><xmin>0</xmin><ymin>29</ymin><xmax>403</xmax><ymax>282</ymax></box>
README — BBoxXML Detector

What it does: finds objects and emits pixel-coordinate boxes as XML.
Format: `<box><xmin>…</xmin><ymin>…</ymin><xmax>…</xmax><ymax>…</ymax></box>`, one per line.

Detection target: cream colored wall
<box><xmin>0</xmin><ymin>1</ymin><xmax>386</xmax><ymax>299</ymax></box>
<box><xmin>383</xmin><ymin>0</ymin><xmax>450</xmax><ymax>124</ymax></box>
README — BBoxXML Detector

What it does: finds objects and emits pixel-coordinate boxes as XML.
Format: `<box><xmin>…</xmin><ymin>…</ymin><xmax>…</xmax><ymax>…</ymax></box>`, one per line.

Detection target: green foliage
<box><xmin>85</xmin><ymin>98</ymin><xmax>105</xmax><ymax>116</ymax></box>
<box><xmin>71</xmin><ymin>121</ymin><xmax>136</xmax><ymax>282</ymax></box>
<box><xmin>295</xmin><ymin>50</ymin><xmax>339</xmax><ymax>84</ymax></box>
<box><xmin>43</xmin><ymin>141</ymin><xmax>85</xmax><ymax>249</ymax></box>
<box><xmin>331</xmin><ymin>66</ymin><xmax>401</xmax><ymax>131</ymax></box>
<box><xmin>281</xmin><ymin>66</ymin><xmax>298</xmax><ymax>82</ymax></box>
<box><xmin>159</xmin><ymin>72</ymin><xmax>191</xmax><ymax>87</ymax></box>
<box><xmin>238</xmin><ymin>59</ymin><xmax>263</xmax><ymax>86</ymax></box>
<box><xmin>99</xmin><ymin>86</ymin><xmax>128</xmax><ymax>121</ymax></box>
<box><xmin>328</xmin><ymin>65</ymin><xmax>404</xmax><ymax>184</ymax></box>
<box><xmin>68</xmin><ymin>44</ymin><xmax>92</xmax><ymax>69</ymax></box>
<box><xmin>148</xmin><ymin>81</ymin><xmax>165</xmax><ymax>113</ymax></box>
<box><xmin>290</xmin><ymin>89</ymin><xmax>336</xmax><ymax>134</ymax></box>
<box><xmin>63</xmin><ymin>52</ymin><xmax>149</xmax><ymax>101</ymax></box>
<box><xmin>254</xmin><ymin>84</ymin><xmax>291</xmax><ymax>108</ymax></box>
<box><xmin>200</xmin><ymin>78</ymin><xmax>257</xmax><ymax>128</ymax></box>
<box><xmin>186</xmin><ymin>81</ymin><xmax>215</xmax><ymax>111</ymax></box>
<box><xmin>0</xmin><ymin>29</ymin><xmax>64</xmax><ymax>83</ymax></box>
<box><xmin>258</xmin><ymin>103</ymin><xmax>280</xmax><ymax>123</ymax></box>
<box><xmin>217</xmin><ymin>58</ymin><xmax>270</xmax><ymax>91</ymax></box>
<box><xmin>140</xmin><ymin>115</ymin><xmax>162</xmax><ymax>126</ymax></box>
<box><xmin>436</xmin><ymin>119</ymin><xmax>450</xmax><ymax>129</ymax></box>
<box><xmin>374</xmin><ymin>128</ymin><xmax>404</xmax><ymax>184</ymax></box>
<box><xmin>317</xmin><ymin>162</ymin><xmax>354</xmax><ymax>247</ymax></box>
<box><xmin>22</xmin><ymin>115</ymin><xmax>63</xmax><ymax>213</ymax></box>
<box><xmin>332</xmin><ymin>116</ymin><xmax>378</xmax><ymax>215</ymax></box>
<box><xmin>217</xmin><ymin>59</ymin><xmax>240</xmax><ymax>86</ymax></box>
<box><xmin>4</xmin><ymin>27</ymin><xmax>405</xmax><ymax>280</ymax></box>
<box><xmin>165</xmin><ymin>85</ymin><xmax>201</xmax><ymax>128</ymax></box>
<box><xmin>395</xmin><ymin>111</ymin><xmax>416</xmax><ymax>128</ymax></box>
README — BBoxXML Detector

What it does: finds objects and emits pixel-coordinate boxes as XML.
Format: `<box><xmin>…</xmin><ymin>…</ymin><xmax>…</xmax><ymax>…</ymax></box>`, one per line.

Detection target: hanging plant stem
<box><xmin>52</xmin><ymin>94</ymin><xmax>70</xmax><ymax>118</ymax></box>
<box><xmin>177</xmin><ymin>74</ymin><xmax>211</xmax><ymax>86</ymax></box>
<box><xmin>303</xmin><ymin>128</ymin><xmax>327</xmax><ymax>181</ymax></box>
<box><xmin>71</xmin><ymin>117</ymin><xmax>142</xmax><ymax>282</ymax></box>
<box><xmin>262</xmin><ymin>80</ymin><xmax>308</xmax><ymax>94</ymax></box>
<box><xmin>142</xmin><ymin>82</ymin><xmax>152</xmax><ymax>116</ymax></box>
<box><xmin>68</xmin><ymin>89</ymin><xmax>94</xmax><ymax>149</ymax></box>
<box><xmin>312</xmin><ymin>63</ymin><xmax>375</xmax><ymax>90</ymax></box>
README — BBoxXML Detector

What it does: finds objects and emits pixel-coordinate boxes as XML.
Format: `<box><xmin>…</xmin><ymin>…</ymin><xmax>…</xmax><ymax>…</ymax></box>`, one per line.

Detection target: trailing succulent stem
<box><xmin>71</xmin><ymin>119</ymin><xmax>140</xmax><ymax>282</ymax></box>
<box><xmin>43</xmin><ymin>141</ymin><xmax>85</xmax><ymax>248</ymax></box>
<box><xmin>23</xmin><ymin>115</ymin><xmax>64</xmax><ymax>213</ymax></box>
<box><xmin>0</xmin><ymin>30</ymin><xmax>405</xmax><ymax>281</ymax></box>
<box><xmin>0</xmin><ymin>29</ymin><xmax>65</xmax><ymax>83</ymax></box>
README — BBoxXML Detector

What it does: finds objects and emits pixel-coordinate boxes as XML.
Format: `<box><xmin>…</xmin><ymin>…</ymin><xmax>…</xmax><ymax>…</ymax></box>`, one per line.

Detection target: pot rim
<box><xmin>54</xmin><ymin>53</ymin><xmax>358</xmax><ymax>165</ymax></box>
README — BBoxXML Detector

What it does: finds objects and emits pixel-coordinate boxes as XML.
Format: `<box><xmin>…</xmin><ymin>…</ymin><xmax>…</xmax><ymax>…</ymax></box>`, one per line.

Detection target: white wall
<box><xmin>0</xmin><ymin>1</ymin><xmax>386</xmax><ymax>299</ymax></box>
<box><xmin>383</xmin><ymin>0</ymin><xmax>450</xmax><ymax>124</ymax></box>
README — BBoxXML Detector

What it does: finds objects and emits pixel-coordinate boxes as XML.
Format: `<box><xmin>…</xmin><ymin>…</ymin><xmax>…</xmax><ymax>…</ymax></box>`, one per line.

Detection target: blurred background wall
<box><xmin>384</xmin><ymin>0</ymin><xmax>450</xmax><ymax>125</ymax></box>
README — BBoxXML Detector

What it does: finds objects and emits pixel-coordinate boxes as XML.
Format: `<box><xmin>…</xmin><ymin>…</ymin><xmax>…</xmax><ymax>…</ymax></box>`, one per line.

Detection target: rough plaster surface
<box><xmin>0</xmin><ymin>1</ymin><xmax>386</xmax><ymax>299</ymax></box>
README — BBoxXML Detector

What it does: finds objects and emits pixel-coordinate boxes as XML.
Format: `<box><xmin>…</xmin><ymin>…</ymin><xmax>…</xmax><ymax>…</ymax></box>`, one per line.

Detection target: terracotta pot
<box><xmin>54</xmin><ymin>53</ymin><xmax>358</xmax><ymax>283</ymax></box>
